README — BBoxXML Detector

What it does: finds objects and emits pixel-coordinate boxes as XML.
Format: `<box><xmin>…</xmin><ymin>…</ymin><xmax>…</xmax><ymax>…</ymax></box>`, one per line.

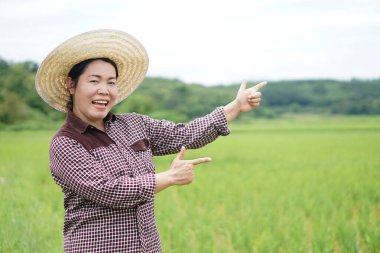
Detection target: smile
<box><xmin>92</xmin><ymin>100</ymin><xmax>109</xmax><ymax>107</ymax></box>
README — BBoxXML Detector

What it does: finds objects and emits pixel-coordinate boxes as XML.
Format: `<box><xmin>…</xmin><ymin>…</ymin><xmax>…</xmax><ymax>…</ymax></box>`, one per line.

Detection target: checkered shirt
<box><xmin>49</xmin><ymin>107</ymin><xmax>230</xmax><ymax>252</ymax></box>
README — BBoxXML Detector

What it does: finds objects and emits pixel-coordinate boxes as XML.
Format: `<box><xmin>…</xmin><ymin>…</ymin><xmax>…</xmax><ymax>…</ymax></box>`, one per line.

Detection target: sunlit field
<box><xmin>1</xmin><ymin>116</ymin><xmax>379</xmax><ymax>253</ymax></box>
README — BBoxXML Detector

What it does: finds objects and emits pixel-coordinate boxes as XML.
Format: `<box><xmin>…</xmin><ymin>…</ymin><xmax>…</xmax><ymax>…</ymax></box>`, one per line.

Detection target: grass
<box><xmin>1</xmin><ymin>115</ymin><xmax>379</xmax><ymax>252</ymax></box>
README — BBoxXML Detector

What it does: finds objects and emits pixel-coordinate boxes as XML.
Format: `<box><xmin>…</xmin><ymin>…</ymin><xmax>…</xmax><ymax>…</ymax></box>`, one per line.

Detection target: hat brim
<box><xmin>35</xmin><ymin>29</ymin><xmax>149</xmax><ymax>112</ymax></box>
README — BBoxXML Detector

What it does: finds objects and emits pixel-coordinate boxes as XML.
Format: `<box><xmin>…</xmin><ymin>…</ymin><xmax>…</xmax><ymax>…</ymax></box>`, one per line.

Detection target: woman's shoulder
<box><xmin>114</xmin><ymin>112</ymin><xmax>154</xmax><ymax>125</ymax></box>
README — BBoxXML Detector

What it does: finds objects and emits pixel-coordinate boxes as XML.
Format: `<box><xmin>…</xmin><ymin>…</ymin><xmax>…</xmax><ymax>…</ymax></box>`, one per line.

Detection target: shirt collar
<box><xmin>66</xmin><ymin>111</ymin><xmax>116</xmax><ymax>134</ymax></box>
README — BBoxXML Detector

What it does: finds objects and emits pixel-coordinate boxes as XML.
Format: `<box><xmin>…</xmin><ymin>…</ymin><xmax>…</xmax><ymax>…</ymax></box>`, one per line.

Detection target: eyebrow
<box><xmin>88</xmin><ymin>74</ymin><xmax>116</xmax><ymax>80</ymax></box>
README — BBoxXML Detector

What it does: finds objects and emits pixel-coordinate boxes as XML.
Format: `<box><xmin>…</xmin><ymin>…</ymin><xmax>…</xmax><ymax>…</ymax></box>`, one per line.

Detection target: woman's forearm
<box><xmin>224</xmin><ymin>100</ymin><xmax>240</xmax><ymax>123</ymax></box>
<box><xmin>155</xmin><ymin>172</ymin><xmax>173</xmax><ymax>193</ymax></box>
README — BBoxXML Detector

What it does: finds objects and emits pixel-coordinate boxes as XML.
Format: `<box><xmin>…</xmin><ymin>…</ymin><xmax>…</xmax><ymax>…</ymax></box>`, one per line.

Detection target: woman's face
<box><xmin>70</xmin><ymin>60</ymin><xmax>118</xmax><ymax>128</ymax></box>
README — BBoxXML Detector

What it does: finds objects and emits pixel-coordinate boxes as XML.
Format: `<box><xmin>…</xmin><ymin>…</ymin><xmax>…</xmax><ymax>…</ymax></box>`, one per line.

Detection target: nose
<box><xmin>97</xmin><ymin>88</ymin><xmax>109</xmax><ymax>95</ymax></box>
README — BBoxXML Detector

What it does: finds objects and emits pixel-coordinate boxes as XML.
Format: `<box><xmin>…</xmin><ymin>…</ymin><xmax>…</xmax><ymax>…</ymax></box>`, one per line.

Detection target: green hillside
<box><xmin>1</xmin><ymin>58</ymin><xmax>379</xmax><ymax>129</ymax></box>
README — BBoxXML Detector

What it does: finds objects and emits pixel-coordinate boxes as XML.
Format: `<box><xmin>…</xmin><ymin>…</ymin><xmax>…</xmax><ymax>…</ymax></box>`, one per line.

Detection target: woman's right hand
<box><xmin>155</xmin><ymin>147</ymin><xmax>212</xmax><ymax>193</ymax></box>
<box><xmin>169</xmin><ymin>146</ymin><xmax>212</xmax><ymax>185</ymax></box>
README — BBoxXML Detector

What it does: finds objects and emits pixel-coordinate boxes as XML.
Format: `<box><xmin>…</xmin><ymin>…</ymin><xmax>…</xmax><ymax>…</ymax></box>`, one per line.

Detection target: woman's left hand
<box><xmin>224</xmin><ymin>80</ymin><xmax>267</xmax><ymax>123</ymax></box>
<box><xmin>235</xmin><ymin>80</ymin><xmax>267</xmax><ymax>112</ymax></box>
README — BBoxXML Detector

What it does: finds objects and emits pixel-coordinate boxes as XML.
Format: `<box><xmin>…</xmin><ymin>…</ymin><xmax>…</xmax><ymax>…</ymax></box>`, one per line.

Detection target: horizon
<box><xmin>1</xmin><ymin>56</ymin><xmax>379</xmax><ymax>86</ymax></box>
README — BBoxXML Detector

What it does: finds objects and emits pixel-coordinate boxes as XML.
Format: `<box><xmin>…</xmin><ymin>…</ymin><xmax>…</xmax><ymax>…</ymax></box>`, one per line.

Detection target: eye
<box><xmin>90</xmin><ymin>80</ymin><xmax>99</xmax><ymax>84</ymax></box>
<box><xmin>108</xmin><ymin>81</ymin><xmax>117</xmax><ymax>86</ymax></box>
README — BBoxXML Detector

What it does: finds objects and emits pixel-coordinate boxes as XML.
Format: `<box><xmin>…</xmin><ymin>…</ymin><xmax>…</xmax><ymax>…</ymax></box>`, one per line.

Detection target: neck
<box><xmin>71</xmin><ymin>109</ymin><xmax>107</xmax><ymax>132</ymax></box>
<box><xmin>93</xmin><ymin>121</ymin><xmax>106</xmax><ymax>132</ymax></box>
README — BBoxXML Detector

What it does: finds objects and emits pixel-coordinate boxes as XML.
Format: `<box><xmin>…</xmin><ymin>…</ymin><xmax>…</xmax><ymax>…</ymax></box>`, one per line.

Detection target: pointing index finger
<box><xmin>253</xmin><ymin>81</ymin><xmax>268</xmax><ymax>91</ymax></box>
<box><xmin>191</xmin><ymin>157</ymin><xmax>212</xmax><ymax>165</ymax></box>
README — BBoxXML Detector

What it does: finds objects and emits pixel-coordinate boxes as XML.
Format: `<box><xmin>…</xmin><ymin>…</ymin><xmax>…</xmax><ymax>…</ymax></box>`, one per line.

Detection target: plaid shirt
<box><xmin>49</xmin><ymin>107</ymin><xmax>230</xmax><ymax>253</ymax></box>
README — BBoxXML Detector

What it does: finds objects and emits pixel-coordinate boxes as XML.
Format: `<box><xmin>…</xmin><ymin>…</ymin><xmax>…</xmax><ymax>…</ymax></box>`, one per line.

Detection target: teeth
<box><xmin>92</xmin><ymin>100</ymin><xmax>108</xmax><ymax>105</ymax></box>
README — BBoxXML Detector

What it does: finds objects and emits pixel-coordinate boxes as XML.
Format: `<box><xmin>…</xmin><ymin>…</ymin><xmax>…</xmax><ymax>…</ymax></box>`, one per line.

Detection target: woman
<box><xmin>35</xmin><ymin>29</ymin><xmax>267</xmax><ymax>253</ymax></box>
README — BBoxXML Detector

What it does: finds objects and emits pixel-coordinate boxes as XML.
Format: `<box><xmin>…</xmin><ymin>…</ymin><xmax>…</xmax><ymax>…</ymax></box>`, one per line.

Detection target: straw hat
<box><xmin>35</xmin><ymin>29</ymin><xmax>149</xmax><ymax>112</ymax></box>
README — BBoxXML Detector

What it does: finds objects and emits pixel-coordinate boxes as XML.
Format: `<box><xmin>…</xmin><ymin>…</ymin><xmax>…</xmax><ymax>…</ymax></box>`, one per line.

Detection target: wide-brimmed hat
<box><xmin>35</xmin><ymin>29</ymin><xmax>149</xmax><ymax>112</ymax></box>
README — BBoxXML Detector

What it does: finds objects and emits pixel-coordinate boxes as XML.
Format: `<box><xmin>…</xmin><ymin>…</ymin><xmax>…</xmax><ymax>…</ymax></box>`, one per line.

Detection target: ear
<box><xmin>66</xmin><ymin>77</ymin><xmax>75</xmax><ymax>95</ymax></box>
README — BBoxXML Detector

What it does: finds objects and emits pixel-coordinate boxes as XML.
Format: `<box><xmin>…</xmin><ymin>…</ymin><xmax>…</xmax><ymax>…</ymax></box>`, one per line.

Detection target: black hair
<box><xmin>66</xmin><ymin>58</ymin><xmax>119</xmax><ymax>110</ymax></box>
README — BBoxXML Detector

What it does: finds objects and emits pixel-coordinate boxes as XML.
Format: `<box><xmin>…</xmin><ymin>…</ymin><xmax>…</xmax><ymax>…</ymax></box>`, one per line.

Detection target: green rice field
<box><xmin>1</xmin><ymin>115</ymin><xmax>379</xmax><ymax>252</ymax></box>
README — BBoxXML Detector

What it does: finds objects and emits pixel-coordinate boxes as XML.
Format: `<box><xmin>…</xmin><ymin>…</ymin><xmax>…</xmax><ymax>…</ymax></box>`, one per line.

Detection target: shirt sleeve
<box><xmin>50</xmin><ymin>136</ymin><xmax>156</xmax><ymax>209</ymax></box>
<box><xmin>141</xmin><ymin>106</ymin><xmax>230</xmax><ymax>156</ymax></box>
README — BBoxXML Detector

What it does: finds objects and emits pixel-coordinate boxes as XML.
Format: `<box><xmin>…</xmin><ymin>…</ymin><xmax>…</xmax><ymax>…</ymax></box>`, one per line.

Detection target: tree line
<box><xmin>0</xmin><ymin>58</ymin><xmax>379</xmax><ymax>129</ymax></box>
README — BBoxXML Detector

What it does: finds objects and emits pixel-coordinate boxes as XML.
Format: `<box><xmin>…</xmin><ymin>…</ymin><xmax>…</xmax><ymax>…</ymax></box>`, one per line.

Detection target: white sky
<box><xmin>0</xmin><ymin>0</ymin><xmax>379</xmax><ymax>85</ymax></box>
